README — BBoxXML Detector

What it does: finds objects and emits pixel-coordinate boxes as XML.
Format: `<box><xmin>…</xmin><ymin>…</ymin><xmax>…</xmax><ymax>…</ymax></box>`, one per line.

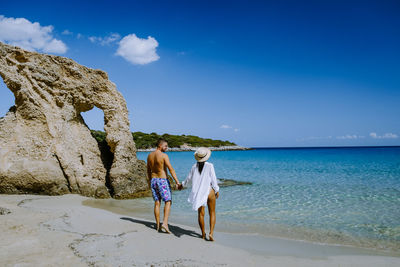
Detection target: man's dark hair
<box><xmin>156</xmin><ymin>138</ymin><xmax>167</xmax><ymax>147</ymax></box>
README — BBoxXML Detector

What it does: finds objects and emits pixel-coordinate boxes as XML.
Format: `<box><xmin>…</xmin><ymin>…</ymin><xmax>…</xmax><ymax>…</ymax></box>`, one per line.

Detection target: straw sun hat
<box><xmin>194</xmin><ymin>147</ymin><xmax>211</xmax><ymax>162</ymax></box>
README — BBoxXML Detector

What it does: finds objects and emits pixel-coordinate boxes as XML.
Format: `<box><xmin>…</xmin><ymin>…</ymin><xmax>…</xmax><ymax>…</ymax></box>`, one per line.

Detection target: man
<box><xmin>147</xmin><ymin>138</ymin><xmax>180</xmax><ymax>233</ymax></box>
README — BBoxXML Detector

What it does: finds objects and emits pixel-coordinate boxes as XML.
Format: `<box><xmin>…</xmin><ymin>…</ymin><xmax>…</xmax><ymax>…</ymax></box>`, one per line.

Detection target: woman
<box><xmin>181</xmin><ymin>147</ymin><xmax>220</xmax><ymax>241</ymax></box>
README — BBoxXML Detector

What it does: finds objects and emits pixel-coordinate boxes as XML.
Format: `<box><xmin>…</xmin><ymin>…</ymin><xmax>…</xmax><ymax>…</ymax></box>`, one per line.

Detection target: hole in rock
<box><xmin>0</xmin><ymin>76</ymin><xmax>16</xmax><ymax>118</ymax></box>
<box><xmin>81</xmin><ymin>106</ymin><xmax>114</xmax><ymax>195</ymax></box>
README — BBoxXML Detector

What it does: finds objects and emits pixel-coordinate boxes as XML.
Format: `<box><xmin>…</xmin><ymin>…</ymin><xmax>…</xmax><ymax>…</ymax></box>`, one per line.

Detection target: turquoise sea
<box><xmin>90</xmin><ymin>147</ymin><xmax>400</xmax><ymax>252</ymax></box>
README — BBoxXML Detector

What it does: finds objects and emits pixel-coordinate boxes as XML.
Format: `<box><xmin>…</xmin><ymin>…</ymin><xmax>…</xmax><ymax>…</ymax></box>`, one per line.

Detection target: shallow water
<box><xmin>86</xmin><ymin>147</ymin><xmax>400</xmax><ymax>252</ymax></box>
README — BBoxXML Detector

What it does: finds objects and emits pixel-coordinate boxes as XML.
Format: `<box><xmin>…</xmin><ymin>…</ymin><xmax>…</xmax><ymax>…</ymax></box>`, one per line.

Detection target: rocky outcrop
<box><xmin>217</xmin><ymin>178</ymin><xmax>252</xmax><ymax>187</ymax></box>
<box><xmin>0</xmin><ymin>42</ymin><xmax>148</xmax><ymax>199</ymax></box>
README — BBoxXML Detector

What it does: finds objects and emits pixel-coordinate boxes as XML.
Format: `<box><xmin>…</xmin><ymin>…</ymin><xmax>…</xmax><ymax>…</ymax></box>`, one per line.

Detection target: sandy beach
<box><xmin>1</xmin><ymin>194</ymin><xmax>399</xmax><ymax>267</ymax></box>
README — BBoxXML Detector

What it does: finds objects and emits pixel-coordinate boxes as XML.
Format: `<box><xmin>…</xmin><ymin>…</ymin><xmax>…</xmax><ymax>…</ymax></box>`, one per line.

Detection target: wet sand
<box><xmin>1</xmin><ymin>194</ymin><xmax>399</xmax><ymax>266</ymax></box>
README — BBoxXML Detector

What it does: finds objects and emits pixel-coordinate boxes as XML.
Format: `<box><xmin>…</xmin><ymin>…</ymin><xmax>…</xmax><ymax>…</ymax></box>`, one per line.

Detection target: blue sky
<box><xmin>1</xmin><ymin>0</ymin><xmax>399</xmax><ymax>147</ymax></box>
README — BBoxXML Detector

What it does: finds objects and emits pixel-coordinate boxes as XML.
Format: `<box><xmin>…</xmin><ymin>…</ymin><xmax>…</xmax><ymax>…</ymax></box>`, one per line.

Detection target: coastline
<box><xmin>83</xmin><ymin>196</ymin><xmax>400</xmax><ymax>254</ymax></box>
<box><xmin>1</xmin><ymin>194</ymin><xmax>400</xmax><ymax>266</ymax></box>
<box><xmin>137</xmin><ymin>145</ymin><xmax>251</xmax><ymax>152</ymax></box>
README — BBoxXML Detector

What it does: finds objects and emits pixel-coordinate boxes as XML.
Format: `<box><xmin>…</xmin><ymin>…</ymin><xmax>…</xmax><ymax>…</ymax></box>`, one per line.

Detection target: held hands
<box><xmin>175</xmin><ymin>183</ymin><xmax>183</xmax><ymax>190</ymax></box>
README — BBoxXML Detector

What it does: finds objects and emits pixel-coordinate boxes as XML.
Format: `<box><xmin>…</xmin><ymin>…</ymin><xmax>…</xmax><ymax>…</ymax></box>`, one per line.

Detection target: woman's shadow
<box><xmin>120</xmin><ymin>217</ymin><xmax>203</xmax><ymax>239</ymax></box>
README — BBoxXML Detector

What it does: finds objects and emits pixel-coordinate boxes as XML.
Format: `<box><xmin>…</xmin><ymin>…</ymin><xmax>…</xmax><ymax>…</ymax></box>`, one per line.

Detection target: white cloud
<box><xmin>220</xmin><ymin>124</ymin><xmax>240</xmax><ymax>132</ymax></box>
<box><xmin>77</xmin><ymin>33</ymin><xmax>83</xmax><ymax>39</ymax></box>
<box><xmin>116</xmin><ymin>34</ymin><xmax>159</xmax><ymax>65</ymax></box>
<box><xmin>298</xmin><ymin>136</ymin><xmax>332</xmax><ymax>141</ymax></box>
<box><xmin>336</xmin><ymin>134</ymin><xmax>360</xmax><ymax>140</ymax></box>
<box><xmin>88</xmin><ymin>36</ymin><xmax>97</xmax><ymax>43</ymax></box>
<box><xmin>106</xmin><ymin>33</ymin><xmax>120</xmax><ymax>43</ymax></box>
<box><xmin>42</xmin><ymin>39</ymin><xmax>67</xmax><ymax>53</ymax></box>
<box><xmin>89</xmin><ymin>33</ymin><xmax>120</xmax><ymax>46</ymax></box>
<box><xmin>0</xmin><ymin>15</ymin><xmax>67</xmax><ymax>54</ymax></box>
<box><xmin>383</xmin><ymin>133</ymin><xmax>397</xmax><ymax>139</ymax></box>
<box><xmin>62</xmin><ymin>29</ymin><xmax>72</xmax><ymax>35</ymax></box>
<box><xmin>370</xmin><ymin>132</ymin><xmax>398</xmax><ymax>139</ymax></box>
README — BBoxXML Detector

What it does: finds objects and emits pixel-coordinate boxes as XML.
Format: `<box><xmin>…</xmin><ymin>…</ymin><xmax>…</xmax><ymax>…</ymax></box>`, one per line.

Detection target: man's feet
<box><xmin>156</xmin><ymin>223</ymin><xmax>161</xmax><ymax>232</ymax></box>
<box><xmin>201</xmin><ymin>232</ymin><xmax>206</xmax><ymax>240</ymax></box>
<box><xmin>161</xmin><ymin>224</ymin><xmax>171</xmax><ymax>234</ymax></box>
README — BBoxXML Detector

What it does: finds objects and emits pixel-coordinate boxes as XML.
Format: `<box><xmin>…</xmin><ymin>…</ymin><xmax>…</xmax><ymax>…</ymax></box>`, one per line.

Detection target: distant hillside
<box><xmin>90</xmin><ymin>130</ymin><xmax>236</xmax><ymax>149</ymax></box>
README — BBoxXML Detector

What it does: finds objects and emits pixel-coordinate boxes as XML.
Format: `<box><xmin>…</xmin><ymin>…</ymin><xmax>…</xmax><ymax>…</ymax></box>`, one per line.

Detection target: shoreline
<box><xmin>1</xmin><ymin>194</ymin><xmax>400</xmax><ymax>266</ymax></box>
<box><xmin>83</xmin><ymin>197</ymin><xmax>400</xmax><ymax>255</ymax></box>
<box><xmin>137</xmin><ymin>145</ymin><xmax>251</xmax><ymax>152</ymax></box>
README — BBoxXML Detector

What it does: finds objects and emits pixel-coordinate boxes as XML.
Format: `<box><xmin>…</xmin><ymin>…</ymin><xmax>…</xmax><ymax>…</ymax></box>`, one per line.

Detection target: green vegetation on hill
<box><xmin>90</xmin><ymin>130</ymin><xmax>107</xmax><ymax>143</ymax></box>
<box><xmin>90</xmin><ymin>130</ymin><xmax>236</xmax><ymax>149</ymax></box>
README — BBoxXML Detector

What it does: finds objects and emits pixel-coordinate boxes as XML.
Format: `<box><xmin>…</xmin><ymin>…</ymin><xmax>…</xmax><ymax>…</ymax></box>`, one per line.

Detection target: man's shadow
<box><xmin>120</xmin><ymin>217</ymin><xmax>203</xmax><ymax>239</ymax></box>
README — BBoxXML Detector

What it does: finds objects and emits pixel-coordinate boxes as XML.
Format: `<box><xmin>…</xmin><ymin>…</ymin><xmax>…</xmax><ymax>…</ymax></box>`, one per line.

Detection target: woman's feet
<box><xmin>161</xmin><ymin>224</ymin><xmax>171</xmax><ymax>234</ymax></box>
<box><xmin>208</xmin><ymin>233</ymin><xmax>214</xmax><ymax>241</ymax></box>
<box><xmin>200</xmin><ymin>232</ymin><xmax>214</xmax><ymax>241</ymax></box>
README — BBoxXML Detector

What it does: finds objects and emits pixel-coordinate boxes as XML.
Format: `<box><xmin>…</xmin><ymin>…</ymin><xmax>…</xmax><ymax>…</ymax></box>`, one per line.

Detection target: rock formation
<box><xmin>0</xmin><ymin>42</ymin><xmax>148</xmax><ymax>199</ymax></box>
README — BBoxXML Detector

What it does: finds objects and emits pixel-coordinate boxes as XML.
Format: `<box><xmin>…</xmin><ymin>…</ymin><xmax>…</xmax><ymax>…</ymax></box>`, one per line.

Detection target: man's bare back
<box><xmin>147</xmin><ymin>150</ymin><xmax>168</xmax><ymax>178</ymax></box>
<box><xmin>146</xmin><ymin>140</ymin><xmax>180</xmax><ymax>185</ymax></box>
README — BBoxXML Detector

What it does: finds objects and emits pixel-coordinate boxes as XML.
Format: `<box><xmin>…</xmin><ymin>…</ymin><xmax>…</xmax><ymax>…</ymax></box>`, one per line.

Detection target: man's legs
<box><xmin>154</xmin><ymin>200</ymin><xmax>161</xmax><ymax>231</ymax></box>
<box><xmin>198</xmin><ymin>206</ymin><xmax>206</xmax><ymax>239</ymax></box>
<box><xmin>162</xmin><ymin>200</ymin><xmax>171</xmax><ymax>232</ymax></box>
<box><xmin>207</xmin><ymin>189</ymin><xmax>216</xmax><ymax>241</ymax></box>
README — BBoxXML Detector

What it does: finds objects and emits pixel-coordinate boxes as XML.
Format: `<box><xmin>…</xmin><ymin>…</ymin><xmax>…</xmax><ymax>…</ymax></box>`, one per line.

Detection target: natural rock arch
<box><xmin>0</xmin><ymin>76</ymin><xmax>13</xmax><ymax>118</ymax></box>
<box><xmin>0</xmin><ymin>42</ymin><xmax>148</xmax><ymax>198</ymax></box>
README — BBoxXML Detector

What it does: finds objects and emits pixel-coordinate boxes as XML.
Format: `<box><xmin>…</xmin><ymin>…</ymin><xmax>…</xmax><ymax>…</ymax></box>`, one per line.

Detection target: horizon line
<box><xmin>250</xmin><ymin>145</ymin><xmax>400</xmax><ymax>149</ymax></box>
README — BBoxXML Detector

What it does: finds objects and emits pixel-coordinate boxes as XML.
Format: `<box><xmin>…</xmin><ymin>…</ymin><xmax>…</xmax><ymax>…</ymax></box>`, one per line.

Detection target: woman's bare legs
<box><xmin>207</xmin><ymin>189</ymin><xmax>216</xmax><ymax>241</ymax></box>
<box><xmin>197</xmin><ymin>189</ymin><xmax>217</xmax><ymax>240</ymax></box>
<box><xmin>198</xmin><ymin>206</ymin><xmax>206</xmax><ymax>239</ymax></box>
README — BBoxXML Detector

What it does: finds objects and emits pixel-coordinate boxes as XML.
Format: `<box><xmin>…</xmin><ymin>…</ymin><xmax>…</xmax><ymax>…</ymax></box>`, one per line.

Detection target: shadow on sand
<box><xmin>120</xmin><ymin>217</ymin><xmax>203</xmax><ymax>239</ymax></box>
